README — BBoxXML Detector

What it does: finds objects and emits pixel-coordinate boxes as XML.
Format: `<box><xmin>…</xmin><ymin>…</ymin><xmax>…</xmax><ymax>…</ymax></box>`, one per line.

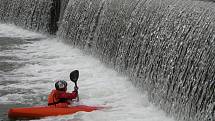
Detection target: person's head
<box><xmin>55</xmin><ymin>80</ymin><xmax>67</xmax><ymax>91</ymax></box>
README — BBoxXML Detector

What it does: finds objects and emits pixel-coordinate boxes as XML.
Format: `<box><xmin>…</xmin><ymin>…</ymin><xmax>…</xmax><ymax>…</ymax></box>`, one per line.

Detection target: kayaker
<box><xmin>48</xmin><ymin>80</ymin><xmax>79</xmax><ymax>107</ymax></box>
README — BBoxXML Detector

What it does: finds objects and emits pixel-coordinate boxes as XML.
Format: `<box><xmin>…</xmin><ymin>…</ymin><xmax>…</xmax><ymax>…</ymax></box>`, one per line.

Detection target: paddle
<box><xmin>70</xmin><ymin>70</ymin><xmax>79</xmax><ymax>101</ymax></box>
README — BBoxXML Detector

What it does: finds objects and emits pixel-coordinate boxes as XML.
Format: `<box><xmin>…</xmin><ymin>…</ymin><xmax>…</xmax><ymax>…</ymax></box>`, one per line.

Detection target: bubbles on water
<box><xmin>0</xmin><ymin>24</ymin><xmax>176</xmax><ymax>121</ymax></box>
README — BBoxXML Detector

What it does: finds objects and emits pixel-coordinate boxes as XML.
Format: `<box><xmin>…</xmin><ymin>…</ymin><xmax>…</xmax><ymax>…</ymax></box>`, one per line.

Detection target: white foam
<box><xmin>0</xmin><ymin>23</ymin><xmax>45</xmax><ymax>38</ymax></box>
<box><xmin>0</xmin><ymin>24</ymin><xmax>175</xmax><ymax>121</ymax></box>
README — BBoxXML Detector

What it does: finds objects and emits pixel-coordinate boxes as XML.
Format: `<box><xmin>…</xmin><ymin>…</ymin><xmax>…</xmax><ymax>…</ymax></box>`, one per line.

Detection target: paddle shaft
<box><xmin>75</xmin><ymin>83</ymin><xmax>79</xmax><ymax>102</ymax></box>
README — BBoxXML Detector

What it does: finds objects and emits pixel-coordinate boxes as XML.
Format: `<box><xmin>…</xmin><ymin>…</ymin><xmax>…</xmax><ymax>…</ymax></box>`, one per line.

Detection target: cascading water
<box><xmin>0</xmin><ymin>23</ymin><xmax>176</xmax><ymax>121</ymax></box>
<box><xmin>0</xmin><ymin>0</ymin><xmax>61</xmax><ymax>34</ymax></box>
<box><xmin>58</xmin><ymin>0</ymin><xmax>215</xmax><ymax>121</ymax></box>
<box><xmin>0</xmin><ymin>0</ymin><xmax>215</xmax><ymax>121</ymax></box>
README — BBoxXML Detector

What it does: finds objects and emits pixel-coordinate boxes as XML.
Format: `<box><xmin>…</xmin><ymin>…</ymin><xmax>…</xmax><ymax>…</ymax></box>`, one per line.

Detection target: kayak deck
<box><xmin>8</xmin><ymin>105</ymin><xmax>105</xmax><ymax>119</ymax></box>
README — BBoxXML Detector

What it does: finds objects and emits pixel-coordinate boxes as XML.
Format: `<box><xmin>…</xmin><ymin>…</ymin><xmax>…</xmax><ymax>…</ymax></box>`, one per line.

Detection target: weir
<box><xmin>0</xmin><ymin>0</ymin><xmax>61</xmax><ymax>34</ymax></box>
<box><xmin>0</xmin><ymin>0</ymin><xmax>214</xmax><ymax>121</ymax></box>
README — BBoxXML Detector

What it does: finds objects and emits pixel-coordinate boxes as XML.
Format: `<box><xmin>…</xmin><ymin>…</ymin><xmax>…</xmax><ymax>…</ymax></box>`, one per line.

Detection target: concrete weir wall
<box><xmin>58</xmin><ymin>0</ymin><xmax>215</xmax><ymax>121</ymax></box>
<box><xmin>0</xmin><ymin>0</ymin><xmax>215</xmax><ymax>121</ymax></box>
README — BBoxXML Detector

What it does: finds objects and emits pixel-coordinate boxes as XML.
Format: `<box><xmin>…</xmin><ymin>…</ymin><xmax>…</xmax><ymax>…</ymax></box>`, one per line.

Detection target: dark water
<box><xmin>0</xmin><ymin>37</ymin><xmax>29</xmax><ymax>72</ymax></box>
<box><xmin>0</xmin><ymin>37</ymin><xmax>43</xmax><ymax>120</ymax></box>
<box><xmin>0</xmin><ymin>104</ymin><xmax>30</xmax><ymax>121</ymax></box>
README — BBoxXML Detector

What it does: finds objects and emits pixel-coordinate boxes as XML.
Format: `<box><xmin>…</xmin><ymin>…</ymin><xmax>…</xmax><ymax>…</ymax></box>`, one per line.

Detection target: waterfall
<box><xmin>58</xmin><ymin>0</ymin><xmax>215</xmax><ymax>120</ymax></box>
<box><xmin>0</xmin><ymin>0</ymin><xmax>214</xmax><ymax>121</ymax></box>
<box><xmin>0</xmin><ymin>0</ymin><xmax>61</xmax><ymax>34</ymax></box>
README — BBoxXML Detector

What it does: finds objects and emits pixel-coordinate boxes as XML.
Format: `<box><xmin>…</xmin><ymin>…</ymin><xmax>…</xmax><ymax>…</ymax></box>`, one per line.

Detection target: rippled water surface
<box><xmin>0</xmin><ymin>24</ymin><xmax>175</xmax><ymax>121</ymax></box>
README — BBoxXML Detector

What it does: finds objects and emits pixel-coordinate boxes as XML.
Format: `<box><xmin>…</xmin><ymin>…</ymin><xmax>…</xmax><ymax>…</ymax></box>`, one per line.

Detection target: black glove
<box><xmin>74</xmin><ymin>86</ymin><xmax>79</xmax><ymax>92</ymax></box>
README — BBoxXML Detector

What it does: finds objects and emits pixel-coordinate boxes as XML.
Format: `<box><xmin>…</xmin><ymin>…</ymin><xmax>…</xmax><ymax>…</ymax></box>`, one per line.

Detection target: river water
<box><xmin>0</xmin><ymin>23</ymin><xmax>175</xmax><ymax>121</ymax></box>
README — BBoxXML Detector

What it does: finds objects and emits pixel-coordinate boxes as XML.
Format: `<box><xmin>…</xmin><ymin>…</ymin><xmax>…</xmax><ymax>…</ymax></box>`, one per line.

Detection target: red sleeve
<box><xmin>59</xmin><ymin>91</ymin><xmax>78</xmax><ymax>99</ymax></box>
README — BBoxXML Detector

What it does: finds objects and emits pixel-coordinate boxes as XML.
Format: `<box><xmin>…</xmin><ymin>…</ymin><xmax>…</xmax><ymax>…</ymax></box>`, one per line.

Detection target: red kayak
<box><xmin>8</xmin><ymin>105</ymin><xmax>105</xmax><ymax>119</ymax></box>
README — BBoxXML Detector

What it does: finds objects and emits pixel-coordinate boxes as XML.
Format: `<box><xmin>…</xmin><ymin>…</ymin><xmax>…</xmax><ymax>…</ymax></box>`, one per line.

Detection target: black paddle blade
<box><xmin>70</xmin><ymin>70</ymin><xmax>79</xmax><ymax>83</ymax></box>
